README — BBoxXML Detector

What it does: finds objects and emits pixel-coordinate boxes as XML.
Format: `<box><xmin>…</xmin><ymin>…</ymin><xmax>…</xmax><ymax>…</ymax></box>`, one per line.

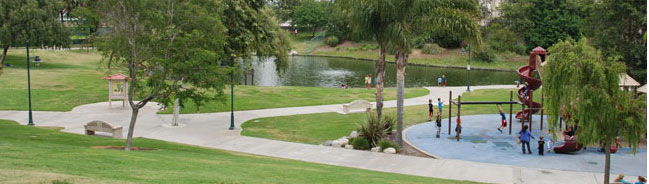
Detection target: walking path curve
<box><xmin>0</xmin><ymin>85</ymin><xmax>620</xmax><ymax>184</ymax></box>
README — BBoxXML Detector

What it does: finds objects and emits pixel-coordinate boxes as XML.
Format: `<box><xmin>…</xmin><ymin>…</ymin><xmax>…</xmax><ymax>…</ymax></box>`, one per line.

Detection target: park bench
<box><xmin>84</xmin><ymin>120</ymin><xmax>122</xmax><ymax>138</ymax></box>
<box><xmin>342</xmin><ymin>100</ymin><xmax>372</xmax><ymax>114</ymax></box>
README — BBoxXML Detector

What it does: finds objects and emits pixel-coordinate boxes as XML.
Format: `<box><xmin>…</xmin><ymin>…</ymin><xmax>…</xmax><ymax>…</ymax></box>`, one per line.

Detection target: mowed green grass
<box><xmin>0</xmin><ymin>50</ymin><xmax>427</xmax><ymax>113</ymax></box>
<box><xmin>242</xmin><ymin>88</ymin><xmax>542</xmax><ymax>144</ymax></box>
<box><xmin>159</xmin><ymin>86</ymin><xmax>429</xmax><ymax>114</ymax></box>
<box><xmin>0</xmin><ymin>50</ymin><xmax>108</xmax><ymax>111</ymax></box>
<box><xmin>0</xmin><ymin>120</ymin><xmax>481</xmax><ymax>184</ymax></box>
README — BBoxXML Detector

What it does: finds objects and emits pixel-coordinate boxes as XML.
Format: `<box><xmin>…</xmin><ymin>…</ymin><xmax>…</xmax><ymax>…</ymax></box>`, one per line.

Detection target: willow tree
<box><xmin>544</xmin><ymin>39</ymin><xmax>646</xmax><ymax>184</ymax></box>
<box><xmin>388</xmin><ymin>0</ymin><xmax>482</xmax><ymax>146</ymax></box>
<box><xmin>340</xmin><ymin>0</ymin><xmax>393</xmax><ymax>120</ymax></box>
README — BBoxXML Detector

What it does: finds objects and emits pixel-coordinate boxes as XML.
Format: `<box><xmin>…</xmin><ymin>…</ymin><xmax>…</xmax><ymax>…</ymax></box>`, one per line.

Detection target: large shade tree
<box><xmin>0</xmin><ymin>0</ymin><xmax>70</xmax><ymax>72</ymax></box>
<box><xmin>98</xmin><ymin>0</ymin><xmax>288</xmax><ymax>151</ymax></box>
<box><xmin>291</xmin><ymin>0</ymin><xmax>328</xmax><ymax>36</ymax></box>
<box><xmin>388</xmin><ymin>0</ymin><xmax>482</xmax><ymax>146</ymax></box>
<box><xmin>544</xmin><ymin>39</ymin><xmax>646</xmax><ymax>184</ymax></box>
<box><xmin>583</xmin><ymin>0</ymin><xmax>646</xmax><ymax>84</ymax></box>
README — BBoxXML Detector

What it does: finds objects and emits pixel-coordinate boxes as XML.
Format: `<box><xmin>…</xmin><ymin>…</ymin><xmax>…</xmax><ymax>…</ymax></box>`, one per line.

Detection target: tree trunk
<box><xmin>0</xmin><ymin>45</ymin><xmax>9</xmax><ymax>66</ymax></box>
<box><xmin>395</xmin><ymin>50</ymin><xmax>408</xmax><ymax>146</ymax></box>
<box><xmin>172</xmin><ymin>98</ymin><xmax>180</xmax><ymax>126</ymax></box>
<box><xmin>375</xmin><ymin>45</ymin><xmax>387</xmax><ymax>119</ymax></box>
<box><xmin>124</xmin><ymin>108</ymin><xmax>139</xmax><ymax>151</ymax></box>
<box><xmin>604</xmin><ymin>138</ymin><xmax>611</xmax><ymax>184</ymax></box>
<box><xmin>312</xmin><ymin>25</ymin><xmax>317</xmax><ymax>37</ymax></box>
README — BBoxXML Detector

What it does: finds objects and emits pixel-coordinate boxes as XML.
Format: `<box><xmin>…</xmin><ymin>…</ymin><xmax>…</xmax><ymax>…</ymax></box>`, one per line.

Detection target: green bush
<box><xmin>421</xmin><ymin>43</ymin><xmax>445</xmax><ymax>55</ymax></box>
<box><xmin>369</xmin><ymin>44</ymin><xmax>379</xmax><ymax>50</ymax></box>
<box><xmin>473</xmin><ymin>48</ymin><xmax>497</xmax><ymax>63</ymax></box>
<box><xmin>357</xmin><ymin>114</ymin><xmax>394</xmax><ymax>147</ymax></box>
<box><xmin>326</xmin><ymin>36</ymin><xmax>339</xmax><ymax>47</ymax></box>
<box><xmin>513</xmin><ymin>43</ymin><xmax>527</xmax><ymax>55</ymax></box>
<box><xmin>351</xmin><ymin>137</ymin><xmax>370</xmax><ymax>150</ymax></box>
<box><xmin>378</xmin><ymin>140</ymin><xmax>400</xmax><ymax>151</ymax></box>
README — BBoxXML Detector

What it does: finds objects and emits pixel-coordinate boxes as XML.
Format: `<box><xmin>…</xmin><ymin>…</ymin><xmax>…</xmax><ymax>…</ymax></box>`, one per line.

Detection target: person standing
<box><xmin>437</xmin><ymin>98</ymin><xmax>443</xmax><ymax>113</ymax></box>
<box><xmin>428</xmin><ymin>99</ymin><xmax>434</xmax><ymax>121</ymax></box>
<box><xmin>437</xmin><ymin>76</ymin><xmax>442</xmax><ymax>87</ymax></box>
<box><xmin>519</xmin><ymin>125</ymin><xmax>535</xmax><ymax>154</ymax></box>
<box><xmin>368</xmin><ymin>75</ymin><xmax>372</xmax><ymax>89</ymax></box>
<box><xmin>435</xmin><ymin>112</ymin><xmax>442</xmax><ymax>138</ymax></box>
<box><xmin>442</xmin><ymin>74</ymin><xmax>447</xmax><ymax>87</ymax></box>
<box><xmin>455</xmin><ymin>115</ymin><xmax>462</xmax><ymax>141</ymax></box>
<box><xmin>364</xmin><ymin>75</ymin><xmax>370</xmax><ymax>89</ymax></box>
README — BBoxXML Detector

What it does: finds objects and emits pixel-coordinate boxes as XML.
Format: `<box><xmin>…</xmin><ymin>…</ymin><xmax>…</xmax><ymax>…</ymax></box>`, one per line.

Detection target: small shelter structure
<box><xmin>638</xmin><ymin>84</ymin><xmax>647</xmax><ymax>94</ymax></box>
<box><xmin>619</xmin><ymin>73</ymin><xmax>641</xmax><ymax>92</ymax></box>
<box><xmin>103</xmin><ymin>74</ymin><xmax>129</xmax><ymax>108</ymax></box>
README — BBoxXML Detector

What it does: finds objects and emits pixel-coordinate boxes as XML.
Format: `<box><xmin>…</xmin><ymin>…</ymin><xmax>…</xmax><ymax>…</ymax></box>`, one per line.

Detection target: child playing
<box><xmin>437</xmin><ymin>77</ymin><xmax>442</xmax><ymax>87</ymax></box>
<box><xmin>428</xmin><ymin>99</ymin><xmax>434</xmax><ymax>121</ymax></box>
<box><xmin>441</xmin><ymin>74</ymin><xmax>446</xmax><ymax>87</ymax></box>
<box><xmin>496</xmin><ymin>105</ymin><xmax>507</xmax><ymax>133</ymax></box>
<box><xmin>538</xmin><ymin>136</ymin><xmax>545</xmax><ymax>156</ymax></box>
<box><xmin>518</xmin><ymin>125</ymin><xmax>535</xmax><ymax>154</ymax></box>
<box><xmin>435</xmin><ymin>112</ymin><xmax>442</xmax><ymax>138</ymax></box>
<box><xmin>546</xmin><ymin>134</ymin><xmax>554</xmax><ymax>152</ymax></box>
<box><xmin>437</xmin><ymin>98</ymin><xmax>443</xmax><ymax>112</ymax></box>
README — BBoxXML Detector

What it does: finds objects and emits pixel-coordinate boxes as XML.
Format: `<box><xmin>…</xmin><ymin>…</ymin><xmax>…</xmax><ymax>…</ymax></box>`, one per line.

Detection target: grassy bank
<box><xmin>0</xmin><ymin>50</ymin><xmax>107</xmax><ymax>111</ymax></box>
<box><xmin>0</xmin><ymin>120</ymin><xmax>480</xmax><ymax>184</ymax></box>
<box><xmin>159</xmin><ymin>85</ymin><xmax>429</xmax><ymax>114</ymax></box>
<box><xmin>242</xmin><ymin>88</ymin><xmax>542</xmax><ymax>145</ymax></box>
<box><xmin>289</xmin><ymin>32</ymin><xmax>528</xmax><ymax>71</ymax></box>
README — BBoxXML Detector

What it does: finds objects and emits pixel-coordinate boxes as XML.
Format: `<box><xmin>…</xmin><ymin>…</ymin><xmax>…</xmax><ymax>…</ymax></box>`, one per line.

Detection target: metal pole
<box><xmin>509</xmin><ymin>91</ymin><xmax>513</xmax><ymax>135</ymax></box>
<box><xmin>521</xmin><ymin>103</ymin><xmax>525</xmax><ymax>132</ymax></box>
<box><xmin>467</xmin><ymin>44</ymin><xmax>471</xmax><ymax>92</ymax></box>
<box><xmin>229</xmin><ymin>59</ymin><xmax>235</xmax><ymax>130</ymax></box>
<box><xmin>448</xmin><ymin>90</ymin><xmax>452</xmax><ymax>135</ymax></box>
<box><xmin>529</xmin><ymin>89</ymin><xmax>533</xmax><ymax>131</ymax></box>
<box><xmin>27</xmin><ymin>41</ymin><xmax>34</xmax><ymax>126</ymax></box>
<box><xmin>457</xmin><ymin>95</ymin><xmax>461</xmax><ymax>140</ymax></box>
<box><xmin>541</xmin><ymin>93</ymin><xmax>543</xmax><ymax>130</ymax></box>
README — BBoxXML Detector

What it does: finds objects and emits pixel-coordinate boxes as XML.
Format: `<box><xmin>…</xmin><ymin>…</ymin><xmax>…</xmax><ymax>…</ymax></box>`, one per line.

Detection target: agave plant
<box><xmin>357</xmin><ymin>113</ymin><xmax>395</xmax><ymax>147</ymax></box>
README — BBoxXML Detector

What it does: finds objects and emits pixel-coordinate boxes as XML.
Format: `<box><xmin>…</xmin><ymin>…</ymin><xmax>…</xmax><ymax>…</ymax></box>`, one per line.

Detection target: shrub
<box><xmin>473</xmin><ymin>48</ymin><xmax>497</xmax><ymax>63</ymax></box>
<box><xmin>513</xmin><ymin>43</ymin><xmax>527</xmax><ymax>55</ymax></box>
<box><xmin>335</xmin><ymin>46</ymin><xmax>341</xmax><ymax>51</ymax></box>
<box><xmin>421</xmin><ymin>43</ymin><xmax>445</xmax><ymax>55</ymax></box>
<box><xmin>369</xmin><ymin>44</ymin><xmax>379</xmax><ymax>50</ymax></box>
<box><xmin>357</xmin><ymin>114</ymin><xmax>394</xmax><ymax>147</ymax></box>
<box><xmin>326</xmin><ymin>36</ymin><xmax>339</xmax><ymax>47</ymax></box>
<box><xmin>351</xmin><ymin>137</ymin><xmax>370</xmax><ymax>150</ymax></box>
<box><xmin>378</xmin><ymin>139</ymin><xmax>400</xmax><ymax>151</ymax></box>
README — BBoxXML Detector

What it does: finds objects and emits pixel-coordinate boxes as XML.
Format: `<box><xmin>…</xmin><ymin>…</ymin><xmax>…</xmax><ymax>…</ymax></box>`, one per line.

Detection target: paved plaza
<box><xmin>405</xmin><ymin>114</ymin><xmax>647</xmax><ymax>177</ymax></box>
<box><xmin>0</xmin><ymin>85</ymin><xmax>644</xmax><ymax>184</ymax></box>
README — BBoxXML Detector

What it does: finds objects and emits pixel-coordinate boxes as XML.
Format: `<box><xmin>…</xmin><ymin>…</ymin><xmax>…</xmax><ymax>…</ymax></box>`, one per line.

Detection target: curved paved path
<box><xmin>0</xmin><ymin>85</ymin><xmax>626</xmax><ymax>184</ymax></box>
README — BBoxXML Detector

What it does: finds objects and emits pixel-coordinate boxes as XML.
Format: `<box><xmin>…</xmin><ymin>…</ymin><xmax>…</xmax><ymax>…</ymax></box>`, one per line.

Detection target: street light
<box><xmin>466</xmin><ymin>44</ymin><xmax>471</xmax><ymax>92</ymax></box>
<box><xmin>26</xmin><ymin>41</ymin><xmax>34</xmax><ymax>126</ymax></box>
<box><xmin>222</xmin><ymin>57</ymin><xmax>235</xmax><ymax>130</ymax></box>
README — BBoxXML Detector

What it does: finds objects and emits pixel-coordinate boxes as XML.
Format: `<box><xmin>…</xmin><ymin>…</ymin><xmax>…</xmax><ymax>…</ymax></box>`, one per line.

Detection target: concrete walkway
<box><xmin>0</xmin><ymin>85</ymin><xmax>625</xmax><ymax>184</ymax></box>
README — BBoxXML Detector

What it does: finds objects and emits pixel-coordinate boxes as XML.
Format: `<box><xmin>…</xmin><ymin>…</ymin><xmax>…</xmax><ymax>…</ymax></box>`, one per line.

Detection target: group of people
<box><xmin>364</xmin><ymin>74</ymin><xmax>376</xmax><ymax>89</ymax></box>
<box><xmin>615</xmin><ymin>174</ymin><xmax>646</xmax><ymax>184</ymax></box>
<box><xmin>437</xmin><ymin>75</ymin><xmax>447</xmax><ymax>87</ymax></box>
<box><xmin>428</xmin><ymin>98</ymin><xmax>446</xmax><ymax>138</ymax></box>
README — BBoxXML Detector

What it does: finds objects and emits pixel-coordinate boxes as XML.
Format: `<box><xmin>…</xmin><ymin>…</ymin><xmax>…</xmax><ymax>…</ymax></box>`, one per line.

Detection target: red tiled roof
<box><xmin>103</xmin><ymin>74</ymin><xmax>130</xmax><ymax>80</ymax></box>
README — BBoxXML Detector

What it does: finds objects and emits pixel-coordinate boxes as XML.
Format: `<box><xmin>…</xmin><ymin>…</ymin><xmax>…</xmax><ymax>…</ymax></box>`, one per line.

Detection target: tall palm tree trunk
<box><xmin>395</xmin><ymin>50</ymin><xmax>408</xmax><ymax>146</ymax></box>
<box><xmin>375</xmin><ymin>45</ymin><xmax>387</xmax><ymax>119</ymax></box>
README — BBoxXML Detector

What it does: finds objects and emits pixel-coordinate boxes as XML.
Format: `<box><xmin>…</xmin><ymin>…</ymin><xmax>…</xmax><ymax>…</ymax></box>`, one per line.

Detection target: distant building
<box><xmin>480</xmin><ymin>0</ymin><xmax>503</xmax><ymax>26</ymax></box>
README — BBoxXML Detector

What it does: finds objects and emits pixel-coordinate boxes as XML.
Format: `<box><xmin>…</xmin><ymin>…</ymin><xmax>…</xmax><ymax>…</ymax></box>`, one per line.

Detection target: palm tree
<box><xmin>340</xmin><ymin>0</ymin><xmax>394</xmax><ymax>120</ymax></box>
<box><xmin>386</xmin><ymin>0</ymin><xmax>482</xmax><ymax>146</ymax></box>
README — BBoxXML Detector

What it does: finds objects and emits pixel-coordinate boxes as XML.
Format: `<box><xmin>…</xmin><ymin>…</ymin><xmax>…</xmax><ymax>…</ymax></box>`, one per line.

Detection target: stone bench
<box><xmin>342</xmin><ymin>100</ymin><xmax>372</xmax><ymax>114</ymax></box>
<box><xmin>84</xmin><ymin>120</ymin><xmax>122</xmax><ymax>138</ymax></box>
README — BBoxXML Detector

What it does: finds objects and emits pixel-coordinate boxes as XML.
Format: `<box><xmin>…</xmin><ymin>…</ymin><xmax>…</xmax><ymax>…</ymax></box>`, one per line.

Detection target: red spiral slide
<box><xmin>515</xmin><ymin>47</ymin><xmax>546</xmax><ymax>120</ymax></box>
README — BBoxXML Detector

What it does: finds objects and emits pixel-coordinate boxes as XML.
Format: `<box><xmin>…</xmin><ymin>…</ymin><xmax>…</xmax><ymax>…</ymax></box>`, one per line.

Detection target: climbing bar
<box><xmin>456</xmin><ymin>101</ymin><xmax>520</xmax><ymax>105</ymax></box>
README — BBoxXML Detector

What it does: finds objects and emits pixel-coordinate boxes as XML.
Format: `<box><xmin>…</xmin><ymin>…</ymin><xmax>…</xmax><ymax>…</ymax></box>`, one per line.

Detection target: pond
<box><xmin>240</xmin><ymin>56</ymin><xmax>519</xmax><ymax>88</ymax></box>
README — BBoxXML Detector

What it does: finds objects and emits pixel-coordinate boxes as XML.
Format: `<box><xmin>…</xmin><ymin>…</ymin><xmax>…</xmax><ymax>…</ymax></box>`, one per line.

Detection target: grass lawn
<box><xmin>159</xmin><ymin>85</ymin><xmax>429</xmax><ymax>114</ymax></box>
<box><xmin>0</xmin><ymin>49</ymin><xmax>108</xmax><ymax>111</ymax></box>
<box><xmin>0</xmin><ymin>50</ymin><xmax>428</xmax><ymax>113</ymax></box>
<box><xmin>0</xmin><ymin>120</ymin><xmax>480</xmax><ymax>184</ymax></box>
<box><xmin>242</xmin><ymin>88</ymin><xmax>542</xmax><ymax>145</ymax></box>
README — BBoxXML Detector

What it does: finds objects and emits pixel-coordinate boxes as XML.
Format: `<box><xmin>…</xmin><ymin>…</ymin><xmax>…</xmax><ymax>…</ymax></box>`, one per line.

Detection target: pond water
<box><xmin>240</xmin><ymin>56</ymin><xmax>519</xmax><ymax>88</ymax></box>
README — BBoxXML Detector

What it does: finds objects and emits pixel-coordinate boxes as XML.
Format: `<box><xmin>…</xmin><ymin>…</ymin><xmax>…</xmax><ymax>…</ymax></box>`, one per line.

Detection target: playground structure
<box><xmin>445</xmin><ymin>47</ymin><xmax>585</xmax><ymax>154</ymax></box>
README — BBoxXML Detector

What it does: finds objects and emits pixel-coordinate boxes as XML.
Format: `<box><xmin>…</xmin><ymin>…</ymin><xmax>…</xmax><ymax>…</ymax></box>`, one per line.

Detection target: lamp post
<box><xmin>26</xmin><ymin>41</ymin><xmax>34</xmax><ymax>126</ymax></box>
<box><xmin>466</xmin><ymin>44</ymin><xmax>471</xmax><ymax>92</ymax></box>
<box><xmin>228</xmin><ymin>57</ymin><xmax>235</xmax><ymax>130</ymax></box>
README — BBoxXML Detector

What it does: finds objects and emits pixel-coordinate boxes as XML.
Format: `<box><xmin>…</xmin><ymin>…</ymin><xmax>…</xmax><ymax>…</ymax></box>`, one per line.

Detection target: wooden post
<box><xmin>448</xmin><ymin>91</ymin><xmax>452</xmax><ymax>135</ymax></box>
<box><xmin>251</xmin><ymin>69</ymin><xmax>254</xmax><ymax>85</ymax></box>
<box><xmin>540</xmin><ymin>93</ymin><xmax>543</xmax><ymax>130</ymax></box>
<box><xmin>559</xmin><ymin>118</ymin><xmax>563</xmax><ymax>130</ymax></box>
<box><xmin>521</xmin><ymin>103</ymin><xmax>525</xmax><ymax>131</ymax></box>
<box><xmin>509</xmin><ymin>91</ymin><xmax>513</xmax><ymax>135</ymax></box>
<box><xmin>244</xmin><ymin>72</ymin><xmax>247</xmax><ymax>85</ymax></box>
